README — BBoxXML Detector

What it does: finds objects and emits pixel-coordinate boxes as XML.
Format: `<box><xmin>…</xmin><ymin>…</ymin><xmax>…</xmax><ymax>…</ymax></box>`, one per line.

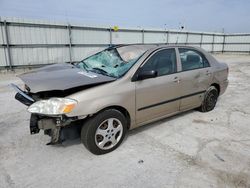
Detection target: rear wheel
<box><xmin>199</xmin><ymin>86</ymin><xmax>219</xmax><ymax>112</ymax></box>
<box><xmin>81</xmin><ymin>109</ymin><xmax>127</xmax><ymax>155</ymax></box>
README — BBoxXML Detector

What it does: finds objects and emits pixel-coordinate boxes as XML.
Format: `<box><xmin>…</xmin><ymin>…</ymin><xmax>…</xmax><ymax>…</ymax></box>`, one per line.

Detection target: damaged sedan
<box><xmin>12</xmin><ymin>44</ymin><xmax>229</xmax><ymax>155</ymax></box>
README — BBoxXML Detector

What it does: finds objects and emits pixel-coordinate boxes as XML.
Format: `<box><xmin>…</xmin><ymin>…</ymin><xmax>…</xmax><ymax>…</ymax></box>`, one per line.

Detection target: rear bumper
<box><xmin>220</xmin><ymin>79</ymin><xmax>229</xmax><ymax>95</ymax></box>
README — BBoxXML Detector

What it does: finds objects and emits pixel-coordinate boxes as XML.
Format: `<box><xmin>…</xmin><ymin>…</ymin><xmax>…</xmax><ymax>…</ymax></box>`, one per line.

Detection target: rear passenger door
<box><xmin>178</xmin><ymin>48</ymin><xmax>212</xmax><ymax>111</ymax></box>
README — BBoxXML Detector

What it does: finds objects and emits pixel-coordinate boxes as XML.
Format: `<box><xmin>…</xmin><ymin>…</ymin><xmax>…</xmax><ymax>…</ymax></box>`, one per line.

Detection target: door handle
<box><xmin>173</xmin><ymin>77</ymin><xmax>180</xmax><ymax>83</ymax></box>
<box><xmin>206</xmin><ymin>71</ymin><xmax>212</xmax><ymax>76</ymax></box>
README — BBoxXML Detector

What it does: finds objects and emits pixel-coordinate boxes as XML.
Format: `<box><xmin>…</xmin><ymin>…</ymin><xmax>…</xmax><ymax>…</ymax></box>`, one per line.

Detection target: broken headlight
<box><xmin>27</xmin><ymin>98</ymin><xmax>77</xmax><ymax>115</ymax></box>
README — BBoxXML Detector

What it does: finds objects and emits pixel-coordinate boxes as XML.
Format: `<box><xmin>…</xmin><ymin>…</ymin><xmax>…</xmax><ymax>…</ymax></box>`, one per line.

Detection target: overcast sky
<box><xmin>0</xmin><ymin>0</ymin><xmax>249</xmax><ymax>33</ymax></box>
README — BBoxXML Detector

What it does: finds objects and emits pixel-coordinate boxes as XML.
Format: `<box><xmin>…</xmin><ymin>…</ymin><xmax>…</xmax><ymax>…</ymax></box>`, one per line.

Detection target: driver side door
<box><xmin>134</xmin><ymin>48</ymin><xmax>181</xmax><ymax>125</ymax></box>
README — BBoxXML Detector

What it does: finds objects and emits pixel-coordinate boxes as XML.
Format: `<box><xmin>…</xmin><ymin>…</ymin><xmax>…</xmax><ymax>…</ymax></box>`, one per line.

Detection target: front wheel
<box><xmin>81</xmin><ymin>109</ymin><xmax>127</xmax><ymax>155</ymax></box>
<box><xmin>199</xmin><ymin>86</ymin><xmax>219</xmax><ymax>112</ymax></box>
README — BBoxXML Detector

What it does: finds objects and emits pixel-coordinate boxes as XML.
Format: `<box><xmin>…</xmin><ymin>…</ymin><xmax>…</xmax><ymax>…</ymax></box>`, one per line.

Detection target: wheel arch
<box><xmin>211</xmin><ymin>83</ymin><xmax>220</xmax><ymax>95</ymax></box>
<box><xmin>96</xmin><ymin>105</ymin><xmax>131</xmax><ymax>130</ymax></box>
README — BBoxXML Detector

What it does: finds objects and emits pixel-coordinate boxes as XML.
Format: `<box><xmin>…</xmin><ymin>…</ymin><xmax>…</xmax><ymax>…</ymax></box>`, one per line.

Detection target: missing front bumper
<box><xmin>30</xmin><ymin>114</ymin><xmax>81</xmax><ymax>145</ymax></box>
<box><xmin>30</xmin><ymin>114</ymin><xmax>40</xmax><ymax>134</ymax></box>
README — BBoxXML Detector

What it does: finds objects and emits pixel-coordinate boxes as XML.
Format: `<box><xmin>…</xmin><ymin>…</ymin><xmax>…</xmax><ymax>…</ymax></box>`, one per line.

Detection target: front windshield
<box><xmin>76</xmin><ymin>45</ymin><xmax>153</xmax><ymax>78</ymax></box>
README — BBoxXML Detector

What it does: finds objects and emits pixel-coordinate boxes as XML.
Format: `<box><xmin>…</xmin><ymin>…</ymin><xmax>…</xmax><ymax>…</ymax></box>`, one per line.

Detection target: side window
<box><xmin>179</xmin><ymin>48</ymin><xmax>210</xmax><ymax>71</ymax></box>
<box><xmin>141</xmin><ymin>49</ymin><xmax>177</xmax><ymax>76</ymax></box>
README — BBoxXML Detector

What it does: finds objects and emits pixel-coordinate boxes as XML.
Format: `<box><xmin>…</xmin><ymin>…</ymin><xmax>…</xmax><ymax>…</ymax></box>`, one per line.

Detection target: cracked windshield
<box><xmin>77</xmin><ymin>45</ymin><xmax>149</xmax><ymax>78</ymax></box>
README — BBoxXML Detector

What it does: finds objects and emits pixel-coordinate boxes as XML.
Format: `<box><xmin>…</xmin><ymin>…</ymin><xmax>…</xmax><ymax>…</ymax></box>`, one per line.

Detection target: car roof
<box><xmin>112</xmin><ymin>44</ymin><xmax>216</xmax><ymax>66</ymax></box>
<box><xmin>112</xmin><ymin>44</ymin><xmax>205</xmax><ymax>53</ymax></box>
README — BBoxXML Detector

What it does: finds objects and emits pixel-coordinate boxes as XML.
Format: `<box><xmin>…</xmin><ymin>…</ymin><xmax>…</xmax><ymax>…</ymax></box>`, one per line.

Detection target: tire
<box><xmin>81</xmin><ymin>109</ymin><xmax>127</xmax><ymax>155</ymax></box>
<box><xmin>199</xmin><ymin>86</ymin><xmax>219</xmax><ymax>112</ymax></box>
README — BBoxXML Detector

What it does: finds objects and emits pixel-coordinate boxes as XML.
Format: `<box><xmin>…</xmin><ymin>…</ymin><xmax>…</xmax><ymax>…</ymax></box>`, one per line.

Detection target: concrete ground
<box><xmin>0</xmin><ymin>54</ymin><xmax>250</xmax><ymax>188</ymax></box>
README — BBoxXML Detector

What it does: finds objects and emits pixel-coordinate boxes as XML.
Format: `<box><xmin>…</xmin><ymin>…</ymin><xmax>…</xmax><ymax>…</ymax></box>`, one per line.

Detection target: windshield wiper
<box><xmin>75</xmin><ymin>60</ymin><xmax>89</xmax><ymax>71</ymax></box>
<box><xmin>91</xmin><ymin>67</ymin><xmax>117</xmax><ymax>78</ymax></box>
<box><xmin>91</xmin><ymin>67</ymin><xmax>110</xmax><ymax>76</ymax></box>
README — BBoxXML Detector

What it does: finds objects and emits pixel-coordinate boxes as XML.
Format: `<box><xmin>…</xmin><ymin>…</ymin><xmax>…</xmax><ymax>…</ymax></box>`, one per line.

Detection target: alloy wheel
<box><xmin>95</xmin><ymin>118</ymin><xmax>123</xmax><ymax>150</ymax></box>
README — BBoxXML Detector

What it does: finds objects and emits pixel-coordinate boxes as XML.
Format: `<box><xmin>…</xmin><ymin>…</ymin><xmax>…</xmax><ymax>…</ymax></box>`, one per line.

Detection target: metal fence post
<box><xmin>68</xmin><ymin>24</ymin><xmax>72</xmax><ymax>63</ymax></box>
<box><xmin>222</xmin><ymin>34</ymin><xmax>226</xmax><ymax>53</ymax></box>
<box><xmin>4</xmin><ymin>20</ymin><xmax>13</xmax><ymax>70</ymax></box>
<box><xmin>211</xmin><ymin>34</ymin><xmax>215</xmax><ymax>53</ymax></box>
<box><xmin>166</xmin><ymin>31</ymin><xmax>169</xmax><ymax>44</ymax></box>
<box><xmin>142</xmin><ymin>29</ymin><xmax>144</xmax><ymax>44</ymax></box>
<box><xmin>249</xmin><ymin>42</ymin><xmax>250</xmax><ymax>55</ymax></box>
<box><xmin>200</xmin><ymin>33</ymin><xmax>203</xmax><ymax>47</ymax></box>
<box><xmin>185</xmin><ymin>32</ymin><xmax>189</xmax><ymax>45</ymax></box>
<box><xmin>109</xmin><ymin>27</ymin><xmax>112</xmax><ymax>46</ymax></box>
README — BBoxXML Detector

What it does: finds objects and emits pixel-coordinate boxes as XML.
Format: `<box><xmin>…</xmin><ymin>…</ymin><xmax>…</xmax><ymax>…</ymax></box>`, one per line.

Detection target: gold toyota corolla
<box><xmin>12</xmin><ymin>44</ymin><xmax>229</xmax><ymax>154</ymax></box>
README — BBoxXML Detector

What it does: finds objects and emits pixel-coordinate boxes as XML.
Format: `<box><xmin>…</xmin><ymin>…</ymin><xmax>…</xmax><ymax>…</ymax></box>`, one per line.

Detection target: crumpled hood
<box><xmin>18</xmin><ymin>63</ymin><xmax>116</xmax><ymax>93</ymax></box>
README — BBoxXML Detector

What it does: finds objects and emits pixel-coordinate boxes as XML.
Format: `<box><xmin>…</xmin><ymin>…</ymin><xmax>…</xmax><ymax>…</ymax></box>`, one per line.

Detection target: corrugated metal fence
<box><xmin>1</xmin><ymin>17</ymin><xmax>250</xmax><ymax>69</ymax></box>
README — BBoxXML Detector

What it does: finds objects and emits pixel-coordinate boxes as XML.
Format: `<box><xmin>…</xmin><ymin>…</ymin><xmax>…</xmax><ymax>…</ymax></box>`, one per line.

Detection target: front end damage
<box><xmin>11</xmin><ymin>83</ymin><xmax>84</xmax><ymax>145</ymax></box>
<box><xmin>10</xmin><ymin>63</ymin><xmax>116</xmax><ymax>145</ymax></box>
<box><xmin>30</xmin><ymin>114</ymin><xmax>82</xmax><ymax>145</ymax></box>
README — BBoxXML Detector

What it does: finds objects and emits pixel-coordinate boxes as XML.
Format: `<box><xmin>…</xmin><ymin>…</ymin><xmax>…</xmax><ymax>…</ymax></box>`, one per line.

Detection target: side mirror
<box><xmin>136</xmin><ymin>70</ymin><xmax>157</xmax><ymax>81</ymax></box>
